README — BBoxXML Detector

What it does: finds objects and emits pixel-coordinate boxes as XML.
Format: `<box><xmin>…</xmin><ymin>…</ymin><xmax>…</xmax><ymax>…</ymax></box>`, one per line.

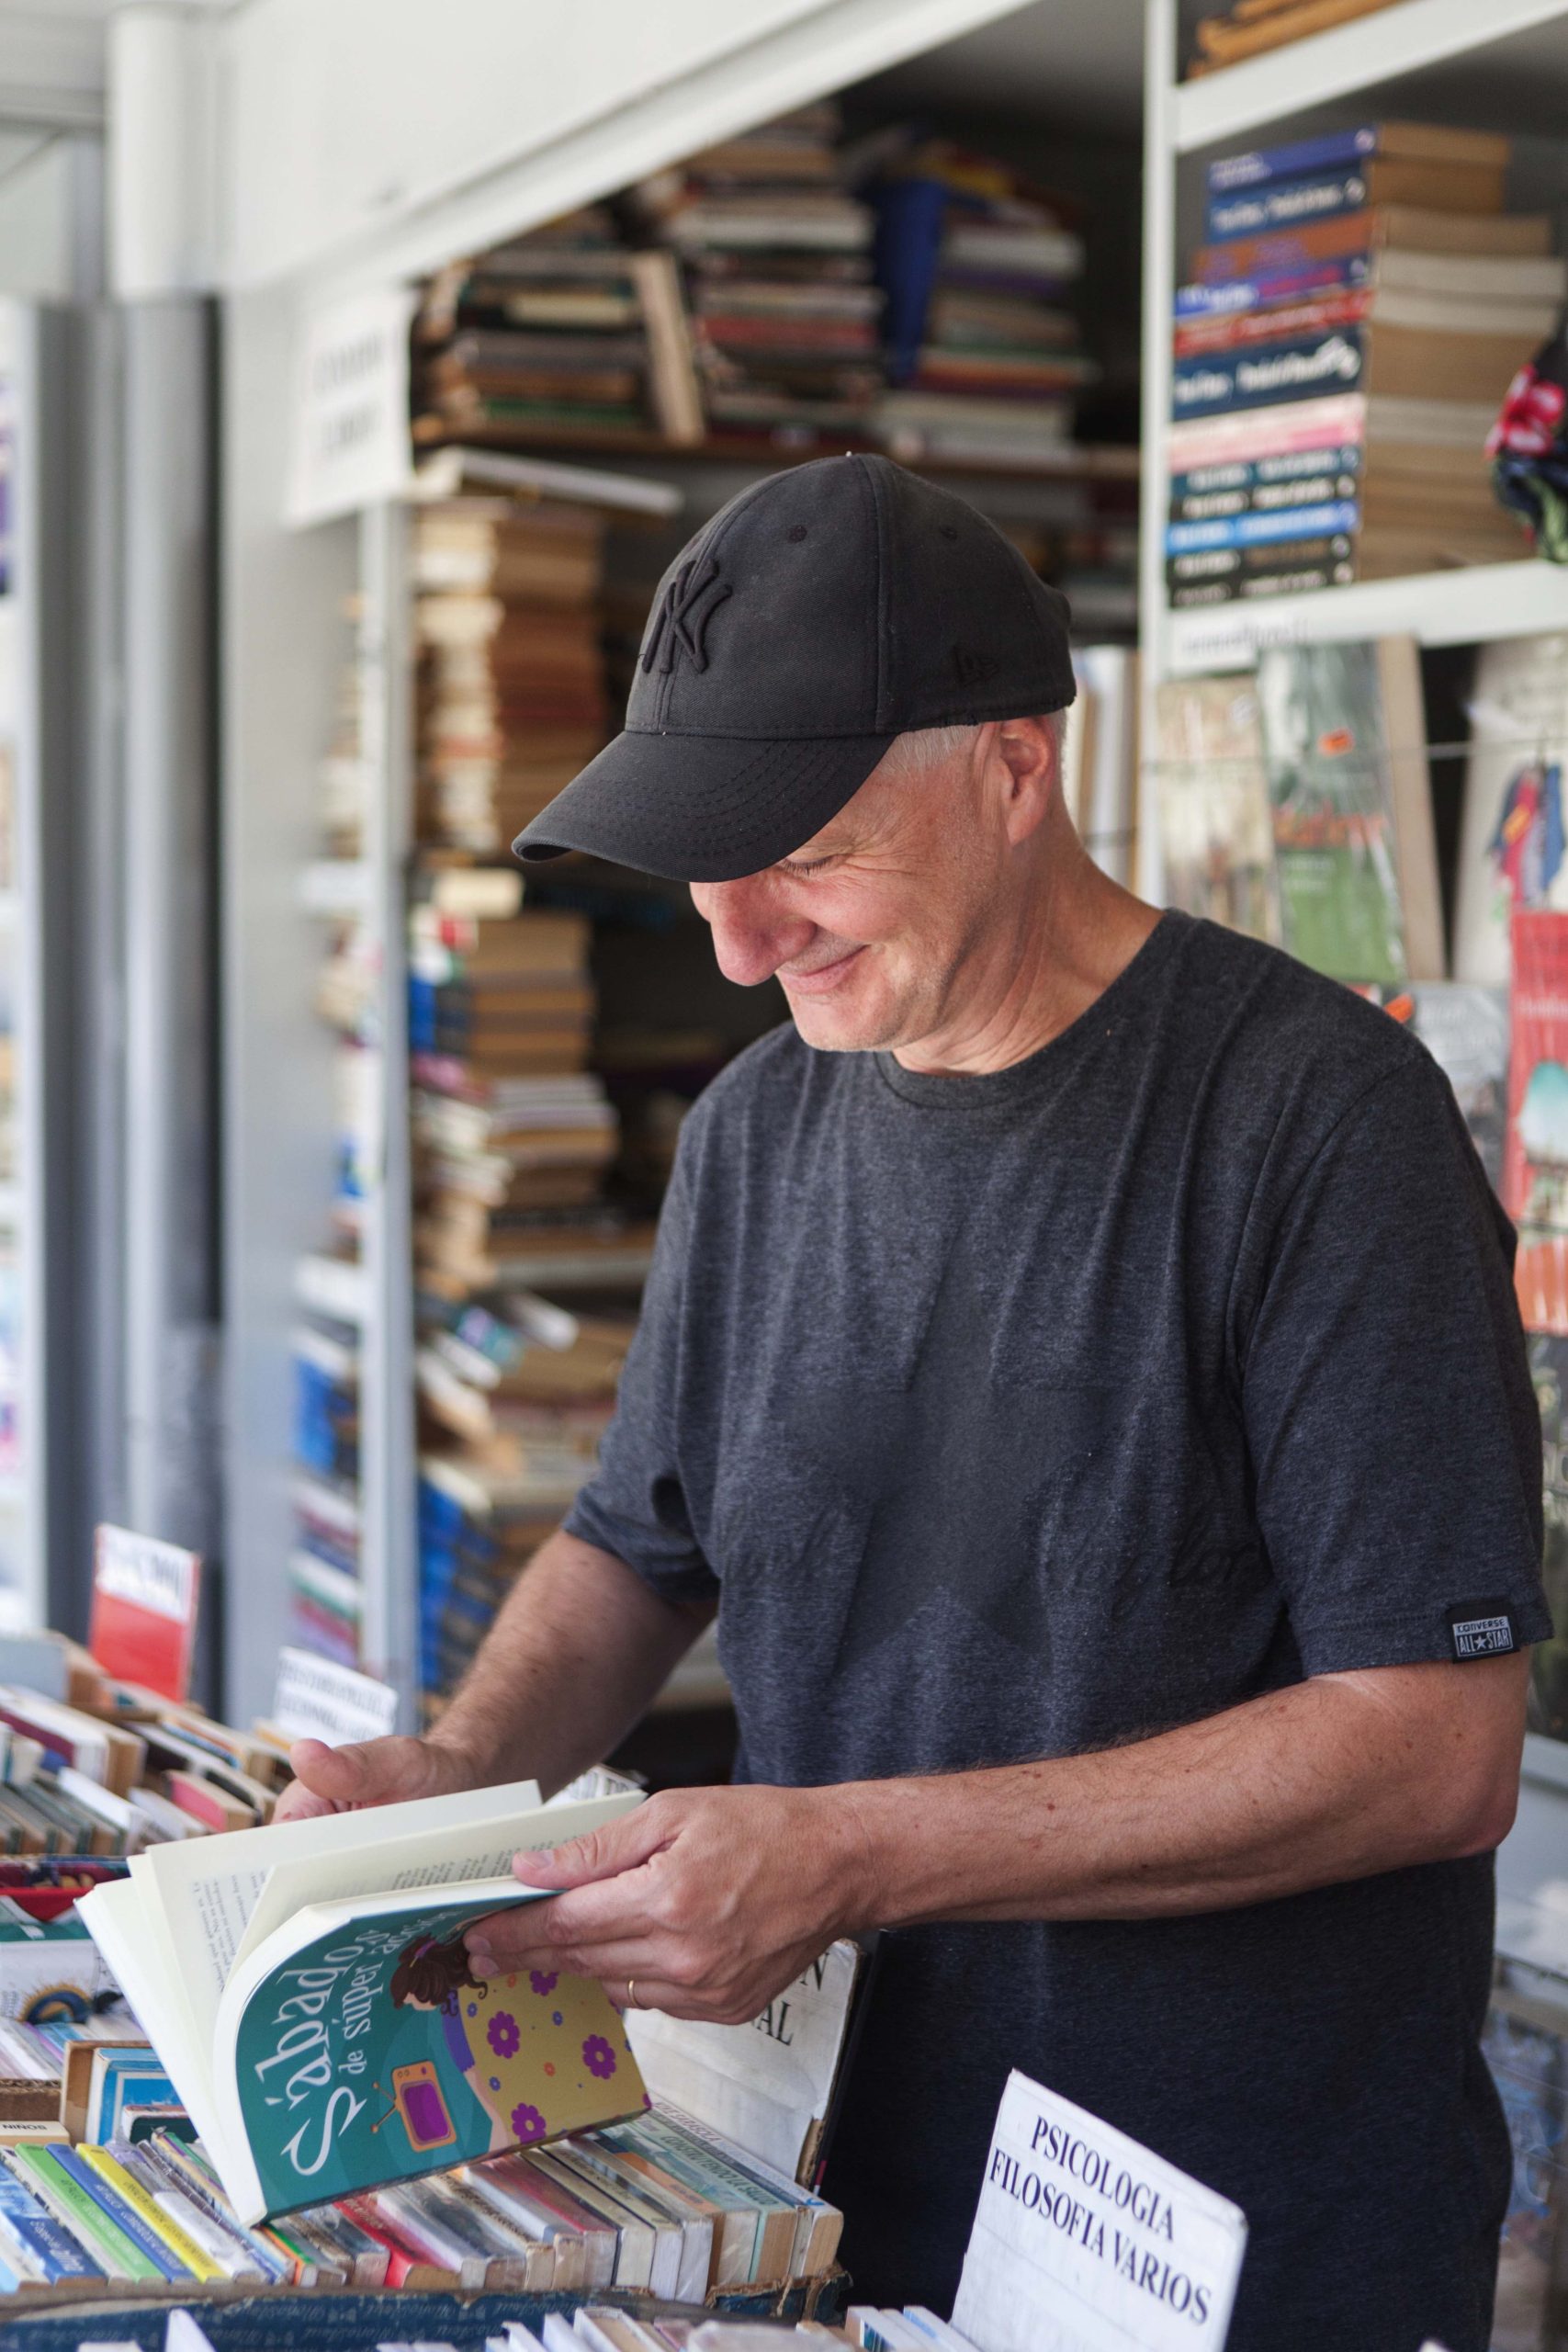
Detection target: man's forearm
<box><xmin>840</xmin><ymin>1655</ymin><xmax>1529</xmax><ymax>1931</ymax></box>
<box><xmin>428</xmin><ymin>1528</ymin><xmax>711</xmax><ymax>1794</ymax></box>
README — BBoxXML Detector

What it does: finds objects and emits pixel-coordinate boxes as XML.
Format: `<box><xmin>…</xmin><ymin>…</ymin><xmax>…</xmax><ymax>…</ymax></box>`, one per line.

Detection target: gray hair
<box><xmin>878</xmin><ymin>710</ymin><xmax>1067</xmax><ymax>779</ymax></box>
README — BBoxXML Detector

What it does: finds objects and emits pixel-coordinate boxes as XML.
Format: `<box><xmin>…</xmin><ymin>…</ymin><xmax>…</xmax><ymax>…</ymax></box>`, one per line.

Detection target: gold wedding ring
<box><xmin>626</xmin><ymin>1977</ymin><xmax>639</xmax><ymax>2009</ymax></box>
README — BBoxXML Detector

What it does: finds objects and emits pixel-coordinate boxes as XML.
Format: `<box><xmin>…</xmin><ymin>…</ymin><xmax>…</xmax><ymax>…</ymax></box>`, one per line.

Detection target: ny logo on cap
<box><xmin>642</xmin><ymin>555</ymin><xmax>732</xmax><ymax>676</ymax></box>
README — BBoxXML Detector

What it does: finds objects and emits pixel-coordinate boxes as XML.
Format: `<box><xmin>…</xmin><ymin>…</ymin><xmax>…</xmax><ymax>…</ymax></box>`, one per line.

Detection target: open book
<box><xmin>75</xmin><ymin>1780</ymin><xmax>648</xmax><ymax>2225</ymax></box>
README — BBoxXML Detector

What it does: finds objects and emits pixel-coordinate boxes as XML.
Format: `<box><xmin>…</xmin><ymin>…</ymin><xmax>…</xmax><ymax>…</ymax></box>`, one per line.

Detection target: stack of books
<box><xmin>635</xmin><ymin>103</ymin><xmax>883</xmax><ymax>443</ymax></box>
<box><xmin>0</xmin><ymin>2111</ymin><xmax>844</xmax><ymax>2300</ymax></box>
<box><xmin>871</xmin><ymin>140</ymin><xmax>1094</xmax><ymax>467</ymax></box>
<box><xmin>414</xmin><ymin>496</ymin><xmax>610</xmax><ymax>855</ymax></box>
<box><xmin>413</xmin><ymin>208</ymin><xmax>702</xmax><ymax>448</ymax></box>
<box><xmin>410</xmin><ymin>891</ymin><xmax>611</xmax><ymax>1283</ymax></box>
<box><xmin>1168</xmin><ymin>123</ymin><xmax>1562</xmax><ymax>606</ymax></box>
<box><xmin>1188</xmin><ymin>0</ymin><xmax>1405</xmax><ymax>75</ymax></box>
<box><xmin>0</xmin><ymin>1671</ymin><xmax>294</xmax><ymax>1940</ymax></box>
<box><xmin>408</xmin><ymin>873</ymin><xmax>637</xmax><ymax>1718</ymax></box>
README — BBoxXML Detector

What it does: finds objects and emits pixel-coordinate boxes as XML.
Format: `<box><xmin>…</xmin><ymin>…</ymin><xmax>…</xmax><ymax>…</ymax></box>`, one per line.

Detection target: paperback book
<box><xmin>75</xmin><ymin>1781</ymin><xmax>647</xmax><ymax>2222</ymax></box>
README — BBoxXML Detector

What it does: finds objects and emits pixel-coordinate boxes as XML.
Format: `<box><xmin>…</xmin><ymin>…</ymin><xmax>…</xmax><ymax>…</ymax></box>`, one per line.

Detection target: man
<box><xmin>280</xmin><ymin>457</ymin><xmax>1548</xmax><ymax>2350</ymax></box>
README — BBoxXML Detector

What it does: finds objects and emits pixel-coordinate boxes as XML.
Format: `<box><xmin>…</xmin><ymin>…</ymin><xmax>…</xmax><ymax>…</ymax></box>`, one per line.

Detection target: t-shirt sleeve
<box><xmin>563</xmin><ymin>1146</ymin><xmax>720</xmax><ymax>1608</ymax></box>
<box><xmin>1238</xmin><ymin>1052</ymin><xmax>1551</xmax><ymax>1675</ymax></box>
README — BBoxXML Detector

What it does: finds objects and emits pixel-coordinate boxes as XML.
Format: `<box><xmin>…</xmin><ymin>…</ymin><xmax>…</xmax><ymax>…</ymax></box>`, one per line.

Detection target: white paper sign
<box><xmin>626</xmin><ymin>1938</ymin><xmax>860</xmax><ymax>2177</ymax></box>
<box><xmin>271</xmin><ymin>1646</ymin><xmax>398</xmax><ymax>1747</ymax></box>
<box><xmin>94</xmin><ymin>1525</ymin><xmax>198</xmax><ymax>1623</ymax></box>
<box><xmin>287</xmin><ymin>285</ymin><xmax>414</xmax><ymax>527</ymax></box>
<box><xmin>952</xmin><ymin>2070</ymin><xmax>1247</xmax><ymax>2352</ymax></box>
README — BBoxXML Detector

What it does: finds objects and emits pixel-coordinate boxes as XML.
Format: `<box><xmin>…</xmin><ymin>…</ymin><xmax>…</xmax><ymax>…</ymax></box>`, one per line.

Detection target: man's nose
<box><xmin>691</xmin><ymin>874</ymin><xmax>813</xmax><ymax>988</ymax></box>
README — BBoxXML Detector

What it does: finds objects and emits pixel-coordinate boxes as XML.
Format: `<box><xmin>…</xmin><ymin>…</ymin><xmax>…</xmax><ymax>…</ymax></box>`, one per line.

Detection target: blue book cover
<box><xmin>1167</xmin><ymin>501</ymin><xmax>1359</xmax><ymax>555</ymax></box>
<box><xmin>1206</xmin><ymin>171</ymin><xmax>1369</xmax><ymax>245</ymax></box>
<box><xmin>51</xmin><ymin>2142</ymin><xmax>193</xmax><ymax>2281</ymax></box>
<box><xmin>0</xmin><ymin>2159</ymin><xmax>105</xmax><ymax>2281</ymax></box>
<box><xmin>1208</xmin><ymin>128</ymin><xmax>1379</xmax><ymax>195</ymax></box>
<box><xmin>89</xmin><ymin>2050</ymin><xmax>182</xmax><ymax>2142</ymax></box>
<box><xmin>1175</xmin><ymin>258</ymin><xmax>1370</xmax><ymax>318</ymax></box>
<box><xmin>1171</xmin><ymin>329</ymin><xmax>1363</xmax><ymax>421</ymax></box>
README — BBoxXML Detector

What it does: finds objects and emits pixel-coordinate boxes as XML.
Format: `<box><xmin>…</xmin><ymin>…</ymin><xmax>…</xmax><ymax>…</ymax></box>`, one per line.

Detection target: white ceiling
<box><xmin>858</xmin><ymin>0</ymin><xmax>1146</xmax><ymax>134</ymax></box>
<box><xmin>0</xmin><ymin>0</ymin><xmax>237</xmax><ymax>128</ymax></box>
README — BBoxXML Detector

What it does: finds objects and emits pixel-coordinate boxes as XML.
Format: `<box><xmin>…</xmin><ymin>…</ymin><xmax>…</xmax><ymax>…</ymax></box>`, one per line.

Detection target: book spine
<box><xmin>0</xmin><ymin>2163</ymin><xmax>104</xmax><ymax>2281</ymax></box>
<box><xmin>1206</xmin><ymin>169</ymin><xmax>1369</xmax><ymax>245</ymax></box>
<box><xmin>1208</xmin><ymin>127</ymin><xmax>1373</xmax><ymax>195</ymax></box>
<box><xmin>1195</xmin><ymin>213</ymin><xmax>1374</xmax><ymax>284</ymax></box>
<box><xmin>50</xmin><ymin>2143</ymin><xmax>191</xmax><ymax>2280</ymax></box>
<box><xmin>1167</xmin><ymin>391</ymin><xmax>1368</xmax><ymax>471</ymax></box>
<box><xmin>1168</xmin><ymin>557</ymin><xmax>1350</xmax><ymax>606</ymax></box>
<box><xmin>337</xmin><ymin>2194</ymin><xmax>458</xmax><ymax>2288</ymax></box>
<box><xmin>1169</xmin><ymin>445</ymin><xmax>1362</xmax><ymax>503</ymax></box>
<box><xmin>136</xmin><ymin>2138</ymin><xmax>293</xmax><ymax>2284</ymax></box>
<box><xmin>9</xmin><ymin>2145</ymin><xmax>157</xmax><ymax>2282</ymax></box>
<box><xmin>107</xmin><ymin>2145</ymin><xmax>263</xmax><ymax>2283</ymax></box>
<box><xmin>1175</xmin><ymin>258</ymin><xmax>1371</xmax><ymax>317</ymax></box>
<box><xmin>1171</xmin><ymin>329</ymin><xmax>1364</xmax><ymax>420</ymax></box>
<box><xmin>1167</xmin><ymin>499</ymin><xmax>1359</xmax><ymax>553</ymax></box>
<box><xmin>1174</xmin><ymin>289</ymin><xmax>1371</xmax><ymax>356</ymax></box>
<box><xmin>75</xmin><ymin>2145</ymin><xmax>220</xmax><ymax>2281</ymax></box>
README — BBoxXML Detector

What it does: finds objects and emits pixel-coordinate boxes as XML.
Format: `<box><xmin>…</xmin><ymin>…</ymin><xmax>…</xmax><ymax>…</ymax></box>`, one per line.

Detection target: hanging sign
<box><xmin>952</xmin><ymin>2069</ymin><xmax>1247</xmax><ymax>2352</ymax></box>
<box><xmin>271</xmin><ymin>1645</ymin><xmax>399</xmax><ymax>1747</ymax></box>
<box><xmin>88</xmin><ymin>1524</ymin><xmax>202</xmax><ymax>1703</ymax></box>
<box><xmin>287</xmin><ymin>284</ymin><xmax>415</xmax><ymax>528</ymax></box>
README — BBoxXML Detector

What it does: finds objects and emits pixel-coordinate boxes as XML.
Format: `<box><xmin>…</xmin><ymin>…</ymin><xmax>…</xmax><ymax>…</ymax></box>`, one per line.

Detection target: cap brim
<box><xmin>513</xmin><ymin>727</ymin><xmax>896</xmax><ymax>885</ymax></box>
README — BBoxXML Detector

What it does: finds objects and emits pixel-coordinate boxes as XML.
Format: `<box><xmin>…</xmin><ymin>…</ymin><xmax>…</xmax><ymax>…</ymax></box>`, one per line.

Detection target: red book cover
<box><xmin>87</xmin><ymin>1526</ymin><xmax>200</xmax><ymax>1704</ymax></box>
<box><xmin>1175</xmin><ymin>289</ymin><xmax>1372</xmax><ymax>356</ymax></box>
<box><xmin>1506</xmin><ymin>910</ymin><xmax>1568</xmax><ymax>1332</ymax></box>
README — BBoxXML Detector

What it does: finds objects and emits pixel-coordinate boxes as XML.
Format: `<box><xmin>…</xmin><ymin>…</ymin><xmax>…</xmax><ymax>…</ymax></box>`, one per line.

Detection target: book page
<box><xmin>138</xmin><ymin>1775</ymin><xmax>547</xmax><ymax>2056</ymax></box>
<box><xmin>232</xmin><ymin>1788</ymin><xmax>638</xmax><ymax>1975</ymax></box>
<box><xmin>74</xmin><ymin>1878</ymin><xmax>230</xmax><ymax>2165</ymax></box>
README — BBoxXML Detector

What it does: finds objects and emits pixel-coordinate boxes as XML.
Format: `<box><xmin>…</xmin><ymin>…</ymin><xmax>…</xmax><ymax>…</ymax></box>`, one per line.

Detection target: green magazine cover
<box><xmin>1255</xmin><ymin>640</ymin><xmax>1407</xmax><ymax>989</ymax></box>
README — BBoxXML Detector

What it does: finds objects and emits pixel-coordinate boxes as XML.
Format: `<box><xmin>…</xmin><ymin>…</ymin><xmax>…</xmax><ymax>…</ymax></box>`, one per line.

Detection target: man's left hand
<box><xmin>465</xmin><ymin>1784</ymin><xmax>873</xmax><ymax>2024</ymax></box>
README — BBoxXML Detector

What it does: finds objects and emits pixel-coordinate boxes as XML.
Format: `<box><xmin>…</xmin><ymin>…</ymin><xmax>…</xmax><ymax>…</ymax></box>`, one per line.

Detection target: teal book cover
<box><xmin>212</xmin><ymin>1882</ymin><xmax>645</xmax><ymax>2223</ymax></box>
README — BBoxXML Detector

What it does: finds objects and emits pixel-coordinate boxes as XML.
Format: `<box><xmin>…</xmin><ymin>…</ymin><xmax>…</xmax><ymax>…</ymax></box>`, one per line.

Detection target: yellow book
<box><xmin>75</xmin><ymin>2144</ymin><xmax>225</xmax><ymax>2283</ymax></box>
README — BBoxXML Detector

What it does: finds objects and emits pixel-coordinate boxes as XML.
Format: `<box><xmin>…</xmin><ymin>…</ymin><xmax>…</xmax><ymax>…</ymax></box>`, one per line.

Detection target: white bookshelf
<box><xmin>1140</xmin><ymin>0</ymin><xmax>1568</xmax><ymax>688</ymax></box>
<box><xmin>1141</xmin><ymin>0</ymin><xmax>1568</xmax><ymax>1932</ymax></box>
<box><xmin>1168</xmin><ymin>558</ymin><xmax>1568</xmax><ymax>673</ymax></box>
<box><xmin>1173</xmin><ymin>0</ymin><xmax>1568</xmax><ymax>153</ymax></box>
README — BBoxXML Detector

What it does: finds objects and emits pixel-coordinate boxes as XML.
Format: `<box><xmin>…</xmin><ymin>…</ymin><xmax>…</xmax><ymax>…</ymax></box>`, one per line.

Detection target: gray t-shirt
<box><xmin>568</xmin><ymin>910</ymin><xmax>1550</xmax><ymax>2350</ymax></box>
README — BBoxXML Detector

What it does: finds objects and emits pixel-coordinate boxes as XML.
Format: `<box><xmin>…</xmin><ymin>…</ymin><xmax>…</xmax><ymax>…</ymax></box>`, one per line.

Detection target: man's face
<box><xmin>688</xmin><ymin>730</ymin><xmax>1023</xmax><ymax>1055</ymax></box>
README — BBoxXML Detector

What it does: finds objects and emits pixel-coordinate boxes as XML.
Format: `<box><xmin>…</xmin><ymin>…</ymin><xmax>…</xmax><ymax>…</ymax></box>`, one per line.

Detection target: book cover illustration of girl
<box><xmin>389</xmin><ymin>1925</ymin><xmax>641</xmax><ymax>2154</ymax></box>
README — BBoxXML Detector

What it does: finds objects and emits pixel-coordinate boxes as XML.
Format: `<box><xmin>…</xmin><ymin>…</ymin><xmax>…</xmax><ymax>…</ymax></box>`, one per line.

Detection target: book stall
<box><xmin>4</xmin><ymin>0</ymin><xmax>1568</xmax><ymax>2345</ymax></box>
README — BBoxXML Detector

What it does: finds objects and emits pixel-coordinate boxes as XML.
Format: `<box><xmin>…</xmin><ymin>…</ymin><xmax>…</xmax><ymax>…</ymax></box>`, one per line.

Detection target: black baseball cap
<box><xmin>513</xmin><ymin>452</ymin><xmax>1076</xmax><ymax>885</ymax></box>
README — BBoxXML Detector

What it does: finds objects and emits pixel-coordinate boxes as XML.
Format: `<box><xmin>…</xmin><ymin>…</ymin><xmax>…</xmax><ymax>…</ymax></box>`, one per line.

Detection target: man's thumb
<box><xmin>288</xmin><ymin>1734</ymin><xmax>440</xmax><ymax>1809</ymax></box>
<box><xmin>516</xmin><ymin>1803</ymin><xmax>666</xmax><ymax>1889</ymax></box>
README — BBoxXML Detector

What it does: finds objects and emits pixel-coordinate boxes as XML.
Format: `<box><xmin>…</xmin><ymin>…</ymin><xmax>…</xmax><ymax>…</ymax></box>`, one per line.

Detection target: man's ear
<box><xmin>992</xmin><ymin>717</ymin><xmax>1057</xmax><ymax>846</ymax></box>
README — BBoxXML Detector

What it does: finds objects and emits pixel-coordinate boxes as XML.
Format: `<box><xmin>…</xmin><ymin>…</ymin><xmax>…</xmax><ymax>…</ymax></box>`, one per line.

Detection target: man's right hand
<box><xmin>273</xmin><ymin>1734</ymin><xmax>480</xmax><ymax>1823</ymax></box>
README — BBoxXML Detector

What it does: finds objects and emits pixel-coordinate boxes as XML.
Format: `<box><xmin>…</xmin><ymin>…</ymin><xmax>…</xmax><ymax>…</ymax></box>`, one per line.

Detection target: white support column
<box><xmin>107</xmin><ymin>5</ymin><xmax>217</xmax><ymax>299</ymax></box>
<box><xmin>356</xmin><ymin>500</ymin><xmax>419</xmax><ymax>1718</ymax></box>
<box><xmin>1134</xmin><ymin>0</ymin><xmax>1178</xmax><ymax>904</ymax></box>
